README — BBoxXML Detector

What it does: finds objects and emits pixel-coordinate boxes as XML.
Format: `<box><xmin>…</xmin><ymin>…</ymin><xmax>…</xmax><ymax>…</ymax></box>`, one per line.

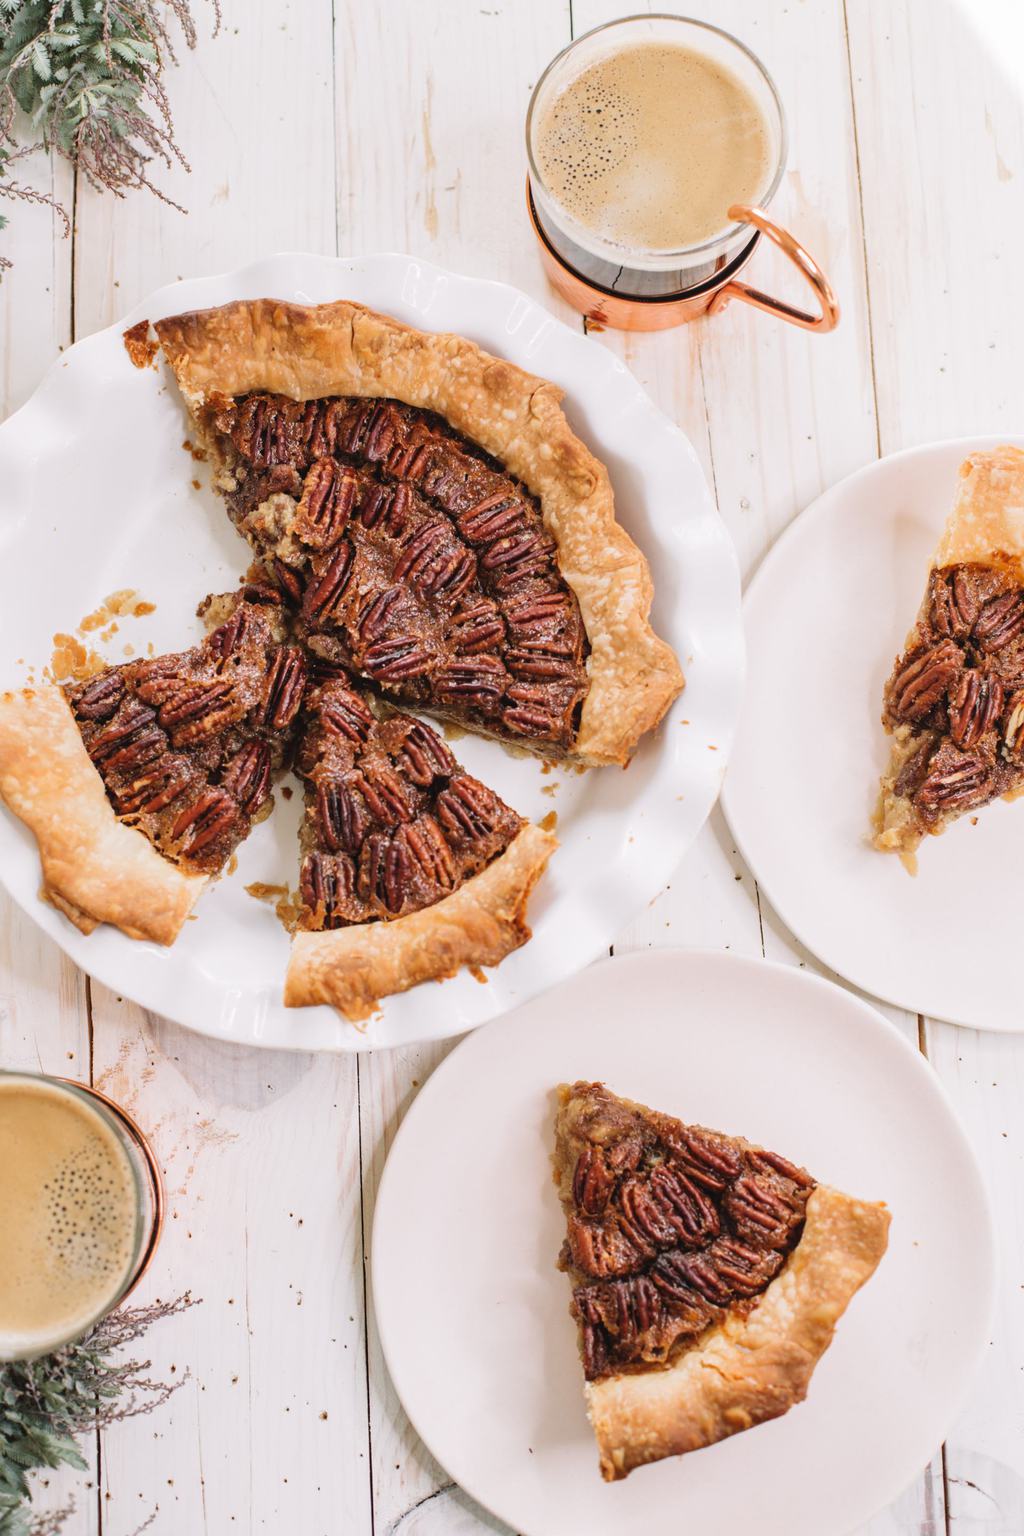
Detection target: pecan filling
<box><xmin>66</xmin><ymin>599</ymin><xmax>304</xmax><ymax>874</ymax></box>
<box><xmin>559</xmin><ymin>1084</ymin><xmax>813</xmax><ymax>1382</ymax></box>
<box><xmin>201</xmin><ymin>392</ymin><xmax>590</xmax><ymax>753</ymax></box>
<box><xmin>296</xmin><ymin>678</ymin><xmax>522</xmax><ymax>927</ymax></box>
<box><xmin>883</xmin><ymin>562</ymin><xmax>1024</xmax><ymax>824</ymax></box>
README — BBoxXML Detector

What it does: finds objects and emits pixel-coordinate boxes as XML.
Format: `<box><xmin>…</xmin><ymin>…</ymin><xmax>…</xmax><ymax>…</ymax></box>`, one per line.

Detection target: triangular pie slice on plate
<box><xmin>553</xmin><ymin>1082</ymin><xmax>889</xmax><ymax>1481</ymax></box>
<box><xmin>875</xmin><ymin>446</ymin><xmax>1024</xmax><ymax>864</ymax></box>
<box><xmin>147</xmin><ymin>298</ymin><xmax>684</xmax><ymax>766</ymax></box>
<box><xmin>284</xmin><ymin>672</ymin><xmax>556</xmax><ymax>1020</ymax></box>
<box><xmin>0</xmin><ymin>596</ymin><xmax>304</xmax><ymax>944</ymax></box>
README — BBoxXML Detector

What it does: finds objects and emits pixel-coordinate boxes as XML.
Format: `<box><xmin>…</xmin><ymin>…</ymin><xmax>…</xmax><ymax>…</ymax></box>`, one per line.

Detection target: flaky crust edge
<box><xmin>284</xmin><ymin>822</ymin><xmax>557</xmax><ymax>1020</ymax></box>
<box><xmin>874</xmin><ymin>446</ymin><xmax>1024</xmax><ymax>857</ymax></box>
<box><xmin>0</xmin><ymin>685</ymin><xmax>205</xmax><ymax>943</ymax></box>
<box><xmin>584</xmin><ymin>1184</ymin><xmax>889</xmax><ymax>1480</ymax></box>
<box><xmin>150</xmin><ymin>298</ymin><xmax>684</xmax><ymax>767</ymax></box>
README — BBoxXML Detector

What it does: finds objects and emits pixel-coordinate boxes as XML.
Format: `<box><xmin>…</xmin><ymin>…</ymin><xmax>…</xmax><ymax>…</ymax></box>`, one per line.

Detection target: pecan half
<box><xmin>458</xmin><ymin>494</ymin><xmax>526</xmax><ymax>544</ymax></box>
<box><xmin>397</xmin><ymin>721</ymin><xmax>456</xmax><ymax>787</ymax></box>
<box><xmin>88</xmin><ymin>704</ymin><xmax>164</xmax><ymax>771</ymax></box>
<box><xmin>358</xmin><ymin>585</ymin><xmax>406</xmax><ymax>642</ymax></box>
<box><xmin>446</xmin><ymin>601</ymin><xmax>505</xmax><ymax>655</ymax></box>
<box><xmin>915</xmin><ymin>746</ymin><xmax>993</xmax><ymax>819</ymax></box>
<box><xmin>504</xmin><ymin>591</ymin><xmax>569</xmax><ymax>634</ymax></box>
<box><xmin>480</xmin><ymin>529</ymin><xmax>556</xmax><ymax>583</ymax></box>
<box><xmin>1004</xmin><ymin>692</ymin><xmax>1024</xmax><ymax>759</ymax></box>
<box><xmin>435</xmin><ymin>775</ymin><xmax>502</xmax><ymax>841</ymax></box>
<box><xmin>114</xmin><ymin>758</ymin><xmax>193</xmax><ymax>816</ymax></box>
<box><xmin>434</xmin><ymin>656</ymin><xmax>505</xmax><ymax>708</ymax></box>
<box><xmin>949</xmin><ymin>669</ymin><xmax>1003</xmax><ymax>749</ymax></box>
<box><xmin>317</xmin><ymin>777</ymin><xmax>366</xmax><ymax>853</ymax></box>
<box><xmin>258</xmin><ymin>647</ymin><xmax>306</xmax><ymax>732</ymax></box>
<box><xmin>359</xmin><ymin>831</ymin><xmax>409</xmax><ymax>913</ymax></box>
<box><xmin>302</xmin><ymin>541</ymin><xmax>355</xmax><ymax>625</ymax></box>
<box><xmin>300</xmin><ymin>850</ymin><xmax>356</xmax><ymax>928</ymax></box>
<box><xmin>357</xmin><ymin>764</ymin><xmax>412</xmax><ymax>824</ymax></box>
<box><xmin>573</xmin><ymin>1146</ymin><xmax>616</xmax><ymax>1217</ymax></box>
<box><xmin>318</xmin><ymin>687</ymin><xmax>374</xmax><ymax>744</ymax></box>
<box><xmin>272</xmin><ymin>556</ymin><xmax>305</xmax><ymax>605</ymax></box>
<box><xmin>418</xmin><ymin>549</ymin><xmax>477</xmax><ymax>602</ymax></box>
<box><xmin>208</xmin><ymin>604</ymin><xmax>262</xmax><ymax>664</ymax></box>
<box><xmin>666</xmin><ymin>1125</ymin><xmax>742</xmax><ymax>1190</ymax></box>
<box><xmin>363</xmin><ymin>637</ymin><xmax>433</xmax><ymax>683</ymax></box>
<box><xmin>725</xmin><ymin>1173</ymin><xmax>799</xmax><ymax>1244</ymax></box>
<box><xmin>159</xmin><ymin>679</ymin><xmax>243</xmax><ymax>745</ymax></box>
<box><xmin>885</xmin><ymin>639</ymin><xmax>962</xmax><ymax>723</ymax></box>
<box><xmin>72</xmin><ymin>672</ymin><xmax>124</xmax><ymax>722</ymax></box>
<box><xmin>393</xmin><ymin>521</ymin><xmax>449</xmax><ymax>583</ymax></box>
<box><xmin>974</xmin><ymin>588</ymin><xmax>1024</xmax><ymax>652</ymax></box>
<box><xmin>501</xmin><ymin>683</ymin><xmax>568</xmax><ymax>740</ymax></box>
<box><xmin>930</xmin><ymin>566</ymin><xmax>983</xmax><ymax>638</ymax></box>
<box><xmin>400</xmin><ymin>816</ymin><xmax>456</xmax><ymax>891</ymax></box>
<box><xmin>221</xmin><ymin>740</ymin><xmax>272</xmax><ymax>816</ymax></box>
<box><xmin>294</xmin><ymin>459</ymin><xmax>356</xmax><ymax>549</ymax></box>
<box><xmin>170</xmin><ymin>787</ymin><xmax>238</xmax><ymax>856</ymax></box>
<box><xmin>505</xmin><ymin>641</ymin><xmax>580</xmax><ymax>682</ymax></box>
<box><xmin>894</xmin><ymin>731</ymin><xmax>939</xmax><ymax>798</ymax></box>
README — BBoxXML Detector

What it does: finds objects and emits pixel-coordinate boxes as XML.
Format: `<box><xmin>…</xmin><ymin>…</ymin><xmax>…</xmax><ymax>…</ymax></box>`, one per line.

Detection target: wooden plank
<box><xmin>0</xmin><ymin>142</ymin><xmax>96</xmax><ymax>1536</ymax></box>
<box><xmin>86</xmin><ymin>989</ymin><xmax>371</xmax><ymax>1535</ymax></box>
<box><xmin>72</xmin><ymin>0</ymin><xmax>337</xmax><ymax>340</ymax></box>
<box><xmin>847</xmin><ymin>1</ymin><xmax>1024</xmax><ymax>1529</ymax></box>
<box><xmin>58</xmin><ymin>1</ymin><xmax>366</xmax><ymax>1532</ymax></box>
<box><xmin>335</xmin><ymin>1</ymin><xmax>573</xmax><ymax>1528</ymax></box>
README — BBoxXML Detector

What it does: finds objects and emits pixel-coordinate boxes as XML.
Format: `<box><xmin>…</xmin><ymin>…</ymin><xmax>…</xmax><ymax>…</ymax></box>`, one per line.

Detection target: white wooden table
<box><xmin>3</xmin><ymin>1</ymin><xmax>1023</xmax><ymax>1531</ymax></box>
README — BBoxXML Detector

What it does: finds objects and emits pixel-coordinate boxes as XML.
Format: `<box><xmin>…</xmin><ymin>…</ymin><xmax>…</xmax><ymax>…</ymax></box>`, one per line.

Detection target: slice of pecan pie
<box><xmin>875</xmin><ymin>447</ymin><xmax>1024</xmax><ymax>863</ymax></box>
<box><xmin>146</xmin><ymin>298</ymin><xmax>683</xmax><ymax>766</ymax></box>
<box><xmin>0</xmin><ymin>597</ymin><xmax>304</xmax><ymax>943</ymax></box>
<box><xmin>284</xmin><ymin>675</ymin><xmax>556</xmax><ymax>1019</ymax></box>
<box><xmin>554</xmin><ymin>1082</ymin><xmax>889</xmax><ymax>1480</ymax></box>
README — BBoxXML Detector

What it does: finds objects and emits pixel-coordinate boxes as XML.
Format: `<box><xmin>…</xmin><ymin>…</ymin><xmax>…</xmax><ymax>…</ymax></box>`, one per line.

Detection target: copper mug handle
<box><xmin>707</xmin><ymin>204</ymin><xmax>840</xmax><ymax>333</ymax></box>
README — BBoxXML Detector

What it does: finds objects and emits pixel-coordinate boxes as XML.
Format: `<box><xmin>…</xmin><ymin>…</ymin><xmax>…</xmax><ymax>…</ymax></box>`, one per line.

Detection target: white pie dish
<box><xmin>0</xmin><ymin>253</ymin><xmax>742</xmax><ymax>1052</ymax></box>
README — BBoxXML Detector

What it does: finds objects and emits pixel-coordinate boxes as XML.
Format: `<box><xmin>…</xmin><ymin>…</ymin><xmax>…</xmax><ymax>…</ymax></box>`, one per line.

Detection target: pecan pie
<box><xmin>554</xmin><ymin>1082</ymin><xmax>889</xmax><ymax>1480</ymax></box>
<box><xmin>0</xmin><ymin>598</ymin><xmax>303</xmax><ymax>943</ymax></box>
<box><xmin>875</xmin><ymin>447</ymin><xmax>1024</xmax><ymax>862</ymax></box>
<box><xmin>149</xmin><ymin>298</ymin><xmax>684</xmax><ymax>765</ymax></box>
<box><xmin>283</xmin><ymin>676</ymin><xmax>555</xmax><ymax>1018</ymax></box>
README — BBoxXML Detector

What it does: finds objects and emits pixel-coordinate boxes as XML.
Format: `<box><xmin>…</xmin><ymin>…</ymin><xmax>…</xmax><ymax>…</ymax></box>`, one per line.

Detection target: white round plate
<box><xmin>0</xmin><ymin>253</ymin><xmax>742</xmax><ymax>1053</ymax></box>
<box><xmin>722</xmin><ymin>436</ymin><xmax>1024</xmax><ymax>1031</ymax></box>
<box><xmin>372</xmin><ymin>949</ymin><xmax>994</xmax><ymax>1536</ymax></box>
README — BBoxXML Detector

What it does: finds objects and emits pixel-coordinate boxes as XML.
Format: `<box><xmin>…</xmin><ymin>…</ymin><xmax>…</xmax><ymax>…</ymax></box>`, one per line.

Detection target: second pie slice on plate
<box><xmin>875</xmin><ymin>445</ymin><xmax>1024</xmax><ymax>864</ymax></box>
<box><xmin>554</xmin><ymin>1081</ymin><xmax>889</xmax><ymax>1481</ymax></box>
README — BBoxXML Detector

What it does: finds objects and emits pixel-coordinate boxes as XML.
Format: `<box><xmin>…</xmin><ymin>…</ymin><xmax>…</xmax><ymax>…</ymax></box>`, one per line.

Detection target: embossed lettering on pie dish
<box><xmin>149</xmin><ymin>297</ymin><xmax>684</xmax><ymax>767</ymax></box>
<box><xmin>874</xmin><ymin>447</ymin><xmax>1024</xmax><ymax>863</ymax></box>
<box><xmin>553</xmin><ymin>1082</ymin><xmax>889</xmax><ymax>1480</ymax></box>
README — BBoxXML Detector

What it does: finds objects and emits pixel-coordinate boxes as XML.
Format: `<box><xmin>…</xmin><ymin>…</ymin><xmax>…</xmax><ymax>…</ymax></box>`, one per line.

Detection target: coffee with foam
<box><xmin>0</xmin><ymin>1076</ymin><xmax>139</xmax><ymax>1359</ymax></box>
<box><xmin>533</xmin><ymin>40</ymin><xmax>773</xmax><ymax>255</ymax></box>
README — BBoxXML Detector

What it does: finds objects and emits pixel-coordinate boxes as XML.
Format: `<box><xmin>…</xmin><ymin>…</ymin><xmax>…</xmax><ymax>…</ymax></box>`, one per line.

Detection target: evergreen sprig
<box><xmin>0</xmin><ymin>1294</ymin><xmax>197</xmax><ymax>1536</ymax></box>
<box><xmin>0</xmin><ymin>0</ymin><xmax>218</xmax><ymax>273</ymax></box>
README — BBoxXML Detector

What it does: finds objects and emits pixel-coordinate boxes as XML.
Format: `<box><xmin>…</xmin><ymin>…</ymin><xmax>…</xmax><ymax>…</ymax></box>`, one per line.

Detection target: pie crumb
<box><xmin>539</xmin><ymin>810</ymin><xmax>558</xmax><ymax>833</ymax></box>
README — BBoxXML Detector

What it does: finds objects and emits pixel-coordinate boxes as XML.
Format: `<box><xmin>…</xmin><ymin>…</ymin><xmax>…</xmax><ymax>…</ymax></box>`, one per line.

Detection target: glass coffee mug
<box><xmin>526</xmin><ymin>14</ymin><xmax>839</xmax><ymax>333</ymax></box>
<box><xmin>0</xmin><ymin>1072</ymin><xmax>164</xmax><ymax>1360</ymax></box>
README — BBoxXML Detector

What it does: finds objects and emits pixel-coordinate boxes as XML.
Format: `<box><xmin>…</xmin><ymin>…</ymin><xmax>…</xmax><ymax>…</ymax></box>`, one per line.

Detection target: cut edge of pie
<box><xmin>553</xmin><ymin>1081</ymin><xmax>889</xmax><ymax>1481</ymax></box>
<box><xmin>0</xmin><ymin>683</ymin><xmax>205</xmax><ymax>943</ymax></box>
<box><xmin>285</xmin><ymin>820</ymin><xmax>556</xmax><ymax>1020</ymax></box>
<box><xmin>147</xmin><ymin>296</ymin><xmax>685</xmax><ymax>767</ymax></box>
<box><xmin>874</xmin><ymin>445</ymin><xmax>1024</xmax><ymax>863</ymax></box>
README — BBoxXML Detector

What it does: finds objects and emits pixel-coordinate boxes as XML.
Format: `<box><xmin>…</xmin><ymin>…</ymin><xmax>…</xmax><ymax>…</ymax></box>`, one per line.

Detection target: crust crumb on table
<box><xmin>539</xmin><ymin>809</ymin><xmax>558</xmax><ymax>832</ymax></box>
<box><xmin>47</xmin><ymin>633</ymin><xmax>105</xmax><ymax>683</ymax></box>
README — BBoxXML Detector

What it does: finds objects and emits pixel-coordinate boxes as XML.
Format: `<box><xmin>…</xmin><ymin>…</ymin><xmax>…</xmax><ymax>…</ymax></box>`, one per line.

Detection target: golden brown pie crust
<box><xmin>284</xmin><ymin>821</ymin><xmax>557</xmax><ymax>1020</ymax></box>
<box><xmin>585</xmin><ymin>1184</ymin><xmax>889</xmax><ymax>1480</ymax></box>
<box><xmin>0</xmin><ymin>685</ymin><xmax>205</xmax><ymax>943</ymax></box>
<box><xmin>874</xmin><ymin>446</ymin><xmax>1024</xmax><ymax>858</ymax></box>
<box><xmin>151</xmin><ymin>298</ymin><xmax>684</xmax><ymax>767</ymax></box>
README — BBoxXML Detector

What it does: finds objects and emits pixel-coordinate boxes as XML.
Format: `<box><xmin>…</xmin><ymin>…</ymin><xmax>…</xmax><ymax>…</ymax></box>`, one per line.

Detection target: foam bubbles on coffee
<box><xmin>0</xmin><ymin>1078</ymin><xmax>137</xmax><ymax>1359</ymax></box>
<box><xmin>534</xmin><ymin>41</ymin><xmax>772</xmax><ymax>253</ymax></box>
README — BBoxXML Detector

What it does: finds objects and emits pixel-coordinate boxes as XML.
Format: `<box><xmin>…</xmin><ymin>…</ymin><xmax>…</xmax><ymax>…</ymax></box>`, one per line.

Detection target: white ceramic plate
<box><xmin>372</xmin><ymin>949</ymin><xmax>994</xmax><ymax>1536</ymax></box>
<box><xmin>0</xmin><ymin>254</ymin><xmax>742</xmax><ymax>1053</ymax></box>
<box><xmin>722</xmin><ymin>437</ymin><xmax>1024</xmax><ymax>1031</ymax></box>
